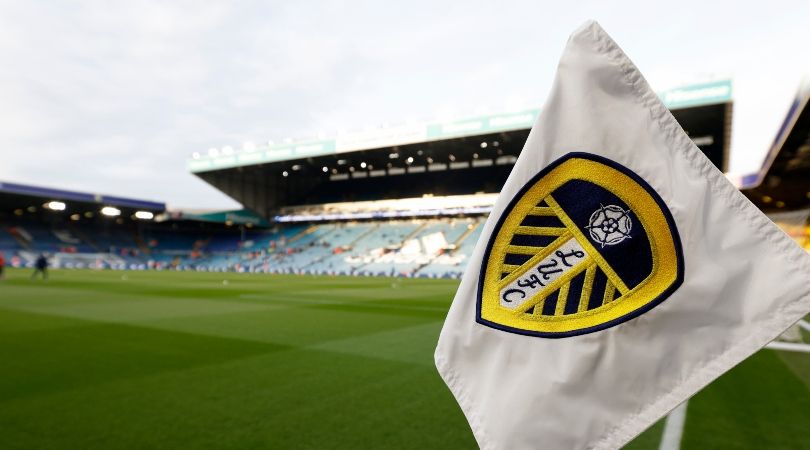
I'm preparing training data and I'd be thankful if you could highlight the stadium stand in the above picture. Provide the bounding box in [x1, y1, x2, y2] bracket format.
[1, 187, 807, 278]
[0, 197, 491, 277]
[0, 227, 21, 252]
[1, 79, 808, 278]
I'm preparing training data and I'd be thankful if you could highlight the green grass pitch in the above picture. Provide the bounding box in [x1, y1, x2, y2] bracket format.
[0, 268, 808, 449]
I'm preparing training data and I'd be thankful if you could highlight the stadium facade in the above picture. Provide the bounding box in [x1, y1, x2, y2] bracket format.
[1, 79, 808, 277]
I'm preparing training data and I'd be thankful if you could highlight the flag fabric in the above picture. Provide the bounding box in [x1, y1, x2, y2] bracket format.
[434, 20, 810, 450]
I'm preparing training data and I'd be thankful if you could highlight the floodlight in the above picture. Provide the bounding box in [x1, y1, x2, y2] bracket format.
[46, 201, 66, 211]
[101, 206, 121, 217]
[134, 211, 154, 220]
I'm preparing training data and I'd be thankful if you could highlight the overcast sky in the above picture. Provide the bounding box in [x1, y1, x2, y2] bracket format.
[0, 0, 808, 210]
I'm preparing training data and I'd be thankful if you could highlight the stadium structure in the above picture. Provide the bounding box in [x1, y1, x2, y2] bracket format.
[2, 79, 809, 277]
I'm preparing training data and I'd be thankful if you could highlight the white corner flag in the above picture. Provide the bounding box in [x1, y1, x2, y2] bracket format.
[435, 21, 810, 450]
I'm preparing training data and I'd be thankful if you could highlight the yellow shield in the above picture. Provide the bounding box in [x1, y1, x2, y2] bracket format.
[477, 153, 683, 338]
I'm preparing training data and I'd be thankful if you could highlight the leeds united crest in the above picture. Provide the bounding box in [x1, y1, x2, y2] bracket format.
[477, 152, 684, 338]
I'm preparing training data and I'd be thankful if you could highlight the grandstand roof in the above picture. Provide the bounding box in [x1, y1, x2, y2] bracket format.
[192, 80, 732, 219]
[0, 180, 165, 215]
[742, 78, 810, 211]
[188, 80, 732, 173]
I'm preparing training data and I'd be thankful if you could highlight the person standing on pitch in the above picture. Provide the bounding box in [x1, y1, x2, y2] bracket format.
[31, 253, 48, 280]
[0, 251, 5, 280]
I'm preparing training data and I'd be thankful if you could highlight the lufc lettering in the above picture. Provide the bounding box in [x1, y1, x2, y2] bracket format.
[502, 249, 586, 303]
[499, 238, 588, 309]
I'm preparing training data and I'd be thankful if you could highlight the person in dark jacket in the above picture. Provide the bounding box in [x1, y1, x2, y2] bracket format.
[31, 254, 48, 280]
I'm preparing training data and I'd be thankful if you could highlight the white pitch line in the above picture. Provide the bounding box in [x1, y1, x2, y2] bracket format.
[765, 341, 810, 353]
[659, 400, 688, 450]
[798, 320, 810, 333]
[656, 337, 808, 450]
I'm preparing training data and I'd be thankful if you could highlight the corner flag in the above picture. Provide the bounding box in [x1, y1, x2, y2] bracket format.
[435, 21, 810, 450]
